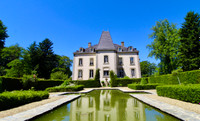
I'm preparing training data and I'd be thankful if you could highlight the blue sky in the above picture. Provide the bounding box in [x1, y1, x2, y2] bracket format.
[1, 0, 200, 66]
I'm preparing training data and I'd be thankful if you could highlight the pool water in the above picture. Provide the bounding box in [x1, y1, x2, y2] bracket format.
[33, 90, 179, 121]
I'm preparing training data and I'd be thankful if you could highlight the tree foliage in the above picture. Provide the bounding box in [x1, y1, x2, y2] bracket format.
[179, 11, 200, 71]
[0, 20, 9, 49]
[140, 61, 156, 77]
[147, 19, 180, 74]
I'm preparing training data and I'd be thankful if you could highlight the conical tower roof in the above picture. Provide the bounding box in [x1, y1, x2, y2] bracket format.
[96, 31, 115, 50]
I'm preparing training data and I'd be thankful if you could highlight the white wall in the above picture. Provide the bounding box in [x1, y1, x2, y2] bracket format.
[96, 51, 117, 82]
[72, 54, 96, 80]
[117, 53, 141, 78]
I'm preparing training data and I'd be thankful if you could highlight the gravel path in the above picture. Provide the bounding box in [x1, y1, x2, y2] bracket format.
[143, 94, 200, 114]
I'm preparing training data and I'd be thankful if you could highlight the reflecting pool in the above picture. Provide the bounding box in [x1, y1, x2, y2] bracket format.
[33, 90, 179, 121]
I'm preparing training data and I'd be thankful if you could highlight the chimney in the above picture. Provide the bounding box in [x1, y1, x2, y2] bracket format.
[121, 41, 124, 47]
[88, 42, 91, 48]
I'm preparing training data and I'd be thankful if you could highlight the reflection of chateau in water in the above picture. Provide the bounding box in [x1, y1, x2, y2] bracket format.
[69, 90, 146, 121]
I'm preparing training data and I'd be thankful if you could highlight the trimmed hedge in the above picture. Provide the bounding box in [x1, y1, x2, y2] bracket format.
[0, 77, 64, 91]
[0, 90, 49, 110]
[128, 84, 159, 90]
[71, 80, 101, 88]
[0, 77, 2, 93]
[156, 85, 200, 104]
[149, 70, 200, 85]
[116, 78, 141, 87]
[46, 85, 84, 92]
[1, 76, 23, 91]
[36, 80, 64, 90]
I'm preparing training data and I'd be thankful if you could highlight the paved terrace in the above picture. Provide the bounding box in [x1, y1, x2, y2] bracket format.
[0, 87, 200, 121]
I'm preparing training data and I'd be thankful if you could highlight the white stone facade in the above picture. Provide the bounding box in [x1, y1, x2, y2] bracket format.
[72, 31, 141, 82]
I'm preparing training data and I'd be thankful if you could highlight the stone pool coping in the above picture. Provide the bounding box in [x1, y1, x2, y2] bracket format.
[0, 95, 80, 121]
[130, 94, 200, 121]
[1, 87, 199, 121]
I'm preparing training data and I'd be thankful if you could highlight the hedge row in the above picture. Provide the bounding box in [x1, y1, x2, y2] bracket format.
[0, 90, 49, 110]
[128, 84, 159, 90]
[0, 77, 2, 93]
[46, 85, 84, 92]
[0, 76, 64, 91]
[36, 80, 64, 90]
[116, 78, 141, 86]
[156, 85, 200, 104]
[149, 70, 200, 84]
[70, 80, 101, 88]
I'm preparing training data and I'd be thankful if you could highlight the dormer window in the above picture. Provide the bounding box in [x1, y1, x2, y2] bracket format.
[80, 48, 83, 52]
[118, 47, 122, 52]
[90, 48, 94, 52]
[129, 47, 133, 51]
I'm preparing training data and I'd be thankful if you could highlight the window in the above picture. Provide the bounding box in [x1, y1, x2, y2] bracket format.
[118, 47, 122, 52]
[89, 70, 94, 78]
[90, 48, 94, 52]
[129, 47, 133, 51]
[90, 58, 94, 66]
[104, 70, 109, 77]
[130, 57, 134, 65]
[79, 58, 83, 66]
[131, 69, 135, 77]
[118, 68, 124, 78]
[104, 55, 109, 63]
[80, 48, 83, 52]
[118, 57, 123, 65]
[78, 70, 83, 78]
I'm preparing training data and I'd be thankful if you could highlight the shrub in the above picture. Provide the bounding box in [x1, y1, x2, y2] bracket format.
[116, 78, 141, 87]
[50, 71, 69, 80]
[110, 70, 117, 87]
[0, 90, 49, 110]
[94, 69, 101, 87]
[60, 80, 70, 86]
[128, 84, 159, 90]
[71, 80, 100, 88]
[140, 77, 148, 84]
[149, 70, 200, 84]
[156, 85, 200, 104]
[22, 75, 38, 90]
[46, 85, 84, 92]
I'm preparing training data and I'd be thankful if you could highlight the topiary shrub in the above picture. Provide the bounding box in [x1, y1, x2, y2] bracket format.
[94, 69, 101, 87]
[110, 70, 117, 87]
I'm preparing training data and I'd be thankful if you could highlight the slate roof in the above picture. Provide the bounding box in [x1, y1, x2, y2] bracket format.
[96, 31, 115, 50]
[74, 31, 139, 54]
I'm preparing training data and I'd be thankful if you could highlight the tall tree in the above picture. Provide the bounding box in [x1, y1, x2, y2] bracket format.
[0, 20, 9, 49]
[37, 38, 57, 78]
[52, 55, 72, 77]
[0, 44, 24, 68]
[179, 11, 200, 71]
[147, 19, 180, 74]
[140, 61, 157, 77]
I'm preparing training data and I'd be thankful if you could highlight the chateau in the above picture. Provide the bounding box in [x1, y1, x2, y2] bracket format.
[72, 31, 141, 82]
